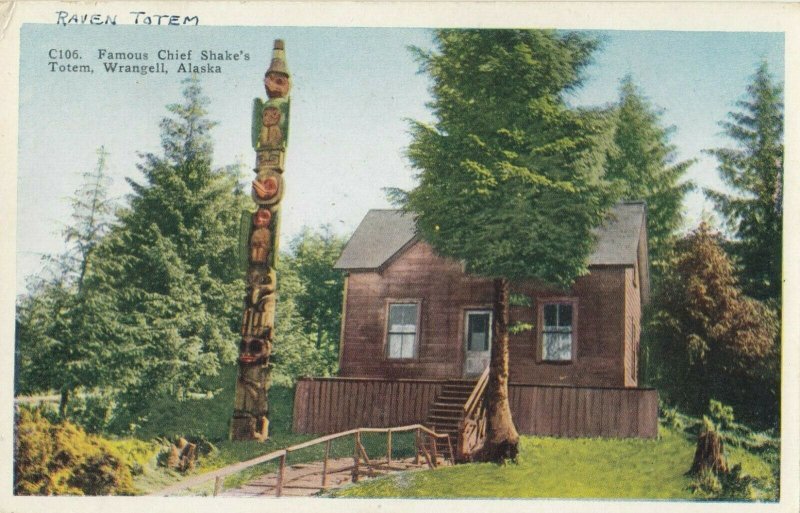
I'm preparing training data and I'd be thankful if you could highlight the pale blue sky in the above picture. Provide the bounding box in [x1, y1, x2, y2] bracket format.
[16, 25, 784, 291]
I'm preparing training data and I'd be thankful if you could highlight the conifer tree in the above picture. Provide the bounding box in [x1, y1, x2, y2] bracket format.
[705, 62, 783, 302]
[16, 147, 120, 417]
[400, 29, 618, 462]
[606, 76, 695, 277]
[101, 77, 247, 410]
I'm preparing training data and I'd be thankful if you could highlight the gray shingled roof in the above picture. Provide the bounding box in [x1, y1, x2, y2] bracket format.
[334, 210, 419, 270]
[334, 203, 646, 270]
[588, 202, 646, 266]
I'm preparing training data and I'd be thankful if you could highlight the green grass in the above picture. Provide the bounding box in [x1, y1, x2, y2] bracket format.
[332, 427, 777, 500]
[34, 366, 776, 500]
[125, 366, 420, 495]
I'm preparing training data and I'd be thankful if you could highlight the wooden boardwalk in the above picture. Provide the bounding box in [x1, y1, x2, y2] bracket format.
[221, 456, 444, 497]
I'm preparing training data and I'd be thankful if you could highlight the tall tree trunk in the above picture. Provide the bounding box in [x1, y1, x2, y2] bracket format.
[478, 277, 519, 463]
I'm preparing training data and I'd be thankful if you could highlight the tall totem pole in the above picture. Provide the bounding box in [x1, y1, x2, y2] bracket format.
[231, 40, 291, 441]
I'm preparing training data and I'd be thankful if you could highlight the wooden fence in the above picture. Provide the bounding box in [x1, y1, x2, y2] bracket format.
[293, 378, 658, 439]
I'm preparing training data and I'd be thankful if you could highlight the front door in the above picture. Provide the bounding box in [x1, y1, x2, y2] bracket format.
[463, 310, 492, 377]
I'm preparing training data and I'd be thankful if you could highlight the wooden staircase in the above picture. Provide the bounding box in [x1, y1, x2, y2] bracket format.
[424, 366, 489, 462]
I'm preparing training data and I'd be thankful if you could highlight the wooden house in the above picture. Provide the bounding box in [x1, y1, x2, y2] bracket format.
[292, 202, 658, 444]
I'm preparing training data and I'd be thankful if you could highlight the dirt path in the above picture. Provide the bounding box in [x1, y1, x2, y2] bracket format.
[221, 456, 445, 497]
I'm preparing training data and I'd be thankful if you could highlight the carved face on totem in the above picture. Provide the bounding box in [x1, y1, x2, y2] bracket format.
[262, 106, 281, 127]
[253, 208, 272, 227]
[264, 71, 291, 99]
[247, 268, 273, 287]
[239, 335, 271, 365]
[253, 176, 279, 201]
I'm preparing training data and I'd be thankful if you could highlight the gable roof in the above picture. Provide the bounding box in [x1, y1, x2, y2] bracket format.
[333, 209, 419, 271]
[334, 202, 647, 271]
[588, 202, 647, 266]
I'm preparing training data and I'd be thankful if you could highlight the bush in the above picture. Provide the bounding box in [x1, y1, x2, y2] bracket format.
[708, 400, 735, 430]
[14, 406, 136, 495]
[66, 392, 118, 433]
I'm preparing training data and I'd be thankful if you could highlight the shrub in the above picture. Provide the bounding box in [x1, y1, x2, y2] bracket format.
[66, 392, 118, 433]
[14, 406, 136, 495]
[708, 400, 735, 430]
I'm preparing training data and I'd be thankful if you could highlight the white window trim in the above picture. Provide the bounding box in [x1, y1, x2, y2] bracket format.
[536, 298, 578, 363]
[384, 299, 422, 360]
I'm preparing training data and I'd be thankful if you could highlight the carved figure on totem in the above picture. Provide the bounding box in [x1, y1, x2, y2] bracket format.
[249, 208, 273, 264]
[265, 71, 290, 99]
[253, 207, 272, 227]
[259, 106, 283, 149]
[239, 334, 272, 366]
[250, 226, 271, 264]
[252, 175, 280, 201]
[256, 149, 284, 171]
[264, 40, 291, 99]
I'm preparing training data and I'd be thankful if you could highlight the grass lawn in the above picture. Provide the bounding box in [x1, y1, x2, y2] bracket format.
[124, 367, 418, 495]
[331, 427, 777, 500]
[23, 365, 775, 500]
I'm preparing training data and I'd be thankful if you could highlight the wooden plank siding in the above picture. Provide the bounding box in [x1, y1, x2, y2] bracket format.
[293, 378, 658, 439]
[339, 241, 638, 388]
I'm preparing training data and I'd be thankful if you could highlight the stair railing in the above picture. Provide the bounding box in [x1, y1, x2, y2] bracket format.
[457, 365, 490, 461]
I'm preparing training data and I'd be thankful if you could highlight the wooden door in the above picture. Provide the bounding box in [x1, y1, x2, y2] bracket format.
[463, 310, 492, 377]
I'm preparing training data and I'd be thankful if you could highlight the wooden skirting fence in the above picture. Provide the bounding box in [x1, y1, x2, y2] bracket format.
[293, 378, 658, 439]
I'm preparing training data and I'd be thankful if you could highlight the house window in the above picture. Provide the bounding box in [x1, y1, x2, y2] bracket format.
[387, 303, 418, 359]
[540, 302, 575, 362]
[466, 311, 492, 351]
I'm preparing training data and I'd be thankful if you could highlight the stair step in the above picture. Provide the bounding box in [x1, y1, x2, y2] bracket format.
[438, 393, 471, 400]
[432, 402, 463, 409]
[429, 418, 460, 424]
[442, 387, 475, 394]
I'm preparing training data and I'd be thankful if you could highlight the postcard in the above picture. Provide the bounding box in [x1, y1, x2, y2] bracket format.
[1, 2, 798, 512]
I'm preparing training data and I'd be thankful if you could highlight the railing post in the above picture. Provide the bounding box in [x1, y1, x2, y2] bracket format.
[446, 435, 455, 464]
[386, 429, 392, 465]
[431, 433, 438, 467]
[414, 428, 421, 465]
[321, 439, 331, 490]
[276, 452, 286, 497]
[352, 431, 361, 483]
[213, 476, 223, 497]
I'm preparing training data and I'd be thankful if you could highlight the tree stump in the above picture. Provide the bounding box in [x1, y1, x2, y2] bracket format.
[690, 427, 728, 475]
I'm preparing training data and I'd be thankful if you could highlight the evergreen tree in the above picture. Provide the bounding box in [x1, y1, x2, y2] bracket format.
[606, 76, 695, 276]
[400, 29, 618, 462]
[649, 222, 779, 427]
[705, 62, 783, 302]
[101, 77, 247, 411]
[15, 147, 120, 417]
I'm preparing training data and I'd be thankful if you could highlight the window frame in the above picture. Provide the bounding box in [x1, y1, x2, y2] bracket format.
[384, 299, 422, 360]
[536, 297, 578, 364]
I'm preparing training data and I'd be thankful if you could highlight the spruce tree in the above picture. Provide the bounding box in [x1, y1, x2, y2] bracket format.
[606, 76, 695, 277]
[400, 29, 618, 462]
[102, 77, 246, 411]
[705, 62, 783, 302]
[16, 147, 120, 417]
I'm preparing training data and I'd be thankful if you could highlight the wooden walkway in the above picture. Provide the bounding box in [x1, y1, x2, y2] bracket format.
[148, 424, 454, 497]
[221, 456, 444, 497]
